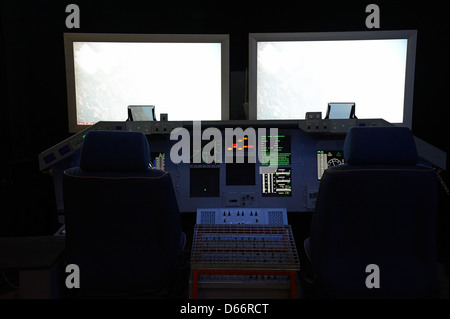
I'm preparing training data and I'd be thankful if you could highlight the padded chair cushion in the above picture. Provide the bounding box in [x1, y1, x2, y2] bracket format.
[63, 129, 183, 294]
[344, 126, 418, 165]
[80, 130, 150, 172]
[309, 166, 438, 298]
[305, 126, 438, 298]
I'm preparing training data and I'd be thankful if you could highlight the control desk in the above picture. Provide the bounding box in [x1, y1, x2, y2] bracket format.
[39, 118, 408, 213]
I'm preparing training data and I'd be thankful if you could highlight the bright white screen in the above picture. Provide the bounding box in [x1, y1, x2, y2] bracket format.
[257, 39, 408, 122]
[73, 42, 222, 124]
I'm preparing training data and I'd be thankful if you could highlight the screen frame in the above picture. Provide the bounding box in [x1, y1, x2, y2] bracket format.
[64, 33, 230, 133]
[248, 30, 417, 128]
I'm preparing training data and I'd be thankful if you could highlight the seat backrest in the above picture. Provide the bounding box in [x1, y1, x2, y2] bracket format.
[309, 126, 438, 298]
[63, 130, 182, 293]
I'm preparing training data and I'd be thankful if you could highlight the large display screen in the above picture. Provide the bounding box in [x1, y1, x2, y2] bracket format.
[249, 30, 417, 128]
[64, 33, 230, 132]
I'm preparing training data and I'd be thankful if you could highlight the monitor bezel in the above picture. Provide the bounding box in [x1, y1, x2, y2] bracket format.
[248, 30, 417, 128]
[64, 33, 230, 133]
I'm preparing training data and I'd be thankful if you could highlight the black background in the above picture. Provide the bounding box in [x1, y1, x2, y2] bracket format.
[0, 0, 448, 260]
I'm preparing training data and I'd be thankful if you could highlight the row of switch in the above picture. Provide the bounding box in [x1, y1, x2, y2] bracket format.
[223, 219, 259, 224]
[197, 208, 287, 225]
[223, 211, 258, 217]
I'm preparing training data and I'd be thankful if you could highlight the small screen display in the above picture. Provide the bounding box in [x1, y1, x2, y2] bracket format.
[226, 161, 256, 186]
[261, 167, 292, 196]
[260, 134, 291, 166]
[190, 168, 220, 197]
[326, 103, 355, 119]
[317, 150, 345, 179]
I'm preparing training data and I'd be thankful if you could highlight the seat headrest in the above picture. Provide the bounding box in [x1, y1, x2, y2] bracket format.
[80, 130, 150, 172]
[344, 126, 418, 165]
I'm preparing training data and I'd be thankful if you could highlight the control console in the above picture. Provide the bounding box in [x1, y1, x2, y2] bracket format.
[196, 208, 288, 225]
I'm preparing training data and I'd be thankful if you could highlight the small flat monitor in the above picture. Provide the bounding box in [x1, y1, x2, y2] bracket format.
[261, 167, 292, 197]
[260, 134, 291, 166]
[317, 150, 345, 179]
[127, 105, 156, 121]
[249, 30, 417, 128]
[64, 33, 230, 132]
[325, 102, 356, 119]
[226, 161, 256, 186]
[190, 168, 220, 197]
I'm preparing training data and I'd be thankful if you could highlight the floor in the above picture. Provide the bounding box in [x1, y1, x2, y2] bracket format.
[1, 262, 448, 299]
[1, 215, 448, 299]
